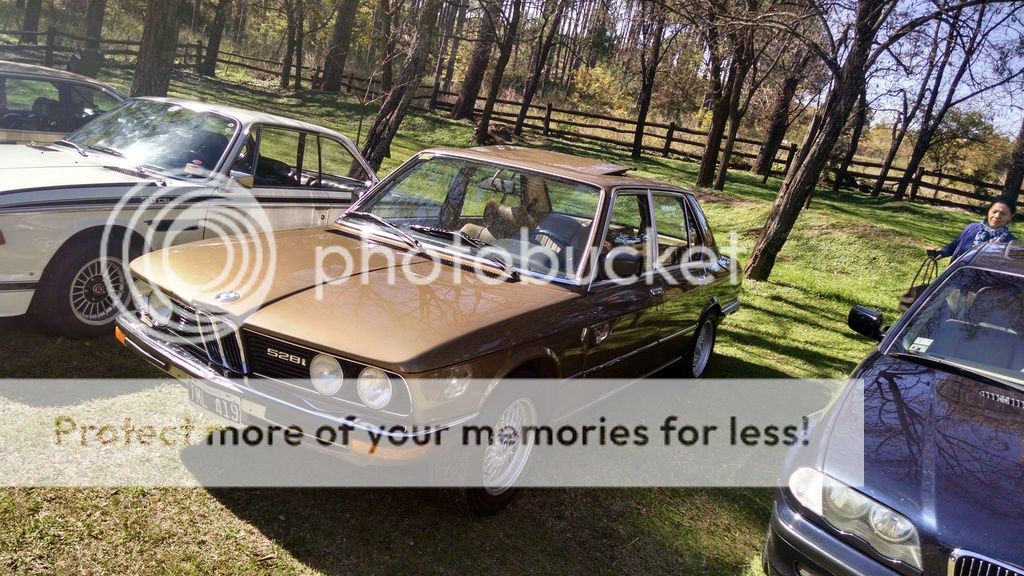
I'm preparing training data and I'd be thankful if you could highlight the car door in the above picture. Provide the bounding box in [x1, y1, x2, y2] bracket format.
[217, 125, 319, 234]
[582, 189, 665, 380]
[311, 135, 375, 225]
[0, 75, 65, 144]
[650, 191, 708, 356]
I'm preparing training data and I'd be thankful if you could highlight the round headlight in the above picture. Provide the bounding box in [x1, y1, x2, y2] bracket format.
[868, 506, 915, 543]
[824, 480, 871, 519]
[310, 354, 344, 395]
[132, 279, 153, 311]
[357, 367, 393, 409]
[147, 288, 173, 326]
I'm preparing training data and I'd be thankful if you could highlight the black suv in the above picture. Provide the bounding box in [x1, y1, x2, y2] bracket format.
[765, 241, 1024, 576]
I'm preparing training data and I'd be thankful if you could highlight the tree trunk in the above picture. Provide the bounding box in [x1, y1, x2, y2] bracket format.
[20, 0, 42, 44]
[713, 35, 754, 190]
[322, 0, 360, 92]
[280, 0, 296, 89]
[831, 88, 868, 194]
[514, 0, 565, 135]
[1002, 117, 1024, 208]
[475, 0, 524, 144]
[631, 7, 665, 160]
[84, 0, 108, 51]
[361, 0, 444, 171]
[294, 0, 304, 89]
[199, 0, 231, 76]
[452, 6, 496, 121]
[696, 50, 735, 188]
[442, 0, 468, 93]
[429, 0, 458, 108]
[745, 0, 888, 281]
[751, 75, 798, 176]
[131, 0, 181, 97]
[378, 0, 395, 92]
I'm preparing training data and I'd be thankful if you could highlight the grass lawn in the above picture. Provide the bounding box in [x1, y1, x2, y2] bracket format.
[0, 69, 987, 575]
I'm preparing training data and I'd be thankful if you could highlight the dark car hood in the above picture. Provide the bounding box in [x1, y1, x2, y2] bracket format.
[826, 353, 1024, 565]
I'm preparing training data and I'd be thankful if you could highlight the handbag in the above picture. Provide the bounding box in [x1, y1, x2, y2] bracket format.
[898, 255, 939, 311]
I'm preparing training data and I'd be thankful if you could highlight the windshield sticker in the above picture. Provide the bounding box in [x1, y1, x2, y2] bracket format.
[908, 337, 933, 353]
[184, 162, 204, 176]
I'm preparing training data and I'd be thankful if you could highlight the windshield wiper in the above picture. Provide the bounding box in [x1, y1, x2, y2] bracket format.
[407, 224, 519, 281]
[342, 211, 423, 253]
[890, 351, 1023, 392]
[88, 144, 125, 158]
[53, 139, 87, 156]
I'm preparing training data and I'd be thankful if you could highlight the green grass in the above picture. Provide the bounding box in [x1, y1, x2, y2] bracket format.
[0, 68, 992, 574]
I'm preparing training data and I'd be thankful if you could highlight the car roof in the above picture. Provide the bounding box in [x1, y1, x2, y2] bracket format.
[421, 145, 691, 192]
[140, 96, 355, 143]
[960, 241, 1024, 275]
[0, 60, 127, 97]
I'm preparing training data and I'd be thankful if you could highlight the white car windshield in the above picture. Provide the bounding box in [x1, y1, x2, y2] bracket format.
[67, 99, 237, 179]
[349, 155, 601, 281]
[893, 267, 1024, 385]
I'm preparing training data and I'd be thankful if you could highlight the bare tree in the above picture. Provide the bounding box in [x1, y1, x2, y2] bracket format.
[475, 0, 525, 143]
[1003, 116, 1024, 208]
[132, 0, 181, 97]
[322, 0, 361, 91]
[361, 0, 445, 171]
[631, 0, 667, 160]
[200, 0, 233, 76]
[514, 0, 566, 135]
[453, 5, 497, 121]
[442, 0, 469, 93]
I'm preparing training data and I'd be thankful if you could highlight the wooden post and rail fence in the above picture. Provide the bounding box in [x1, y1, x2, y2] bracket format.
[0, 27, 1018, 213]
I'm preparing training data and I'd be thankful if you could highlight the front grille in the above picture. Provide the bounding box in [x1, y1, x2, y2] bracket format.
[161, 299, 247, 374]
[243, 330, 412, 415]
[952, 554, 1023, 576]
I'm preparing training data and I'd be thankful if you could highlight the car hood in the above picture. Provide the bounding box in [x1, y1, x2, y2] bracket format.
[826, 353, 1024, 564]
[0, 144, 153, 193]
[131, 227, 578, 371]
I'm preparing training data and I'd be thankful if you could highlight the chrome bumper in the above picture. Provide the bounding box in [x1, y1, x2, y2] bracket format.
[115, 314, 475, 463]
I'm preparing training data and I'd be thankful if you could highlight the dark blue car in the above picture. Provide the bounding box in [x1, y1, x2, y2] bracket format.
[764, 241, 1024, 576]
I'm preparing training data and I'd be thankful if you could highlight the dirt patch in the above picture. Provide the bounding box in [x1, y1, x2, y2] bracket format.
[690, 189, 747, 205]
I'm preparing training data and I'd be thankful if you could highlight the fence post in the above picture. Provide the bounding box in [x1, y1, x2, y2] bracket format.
[662, 122, 676, 158]
[44, 27, 56, 67]
[195, 42, 204, 74]
[782, 143, 798, 177]
[910, 167, 924, 202]
[346, 72, 353, 94]
[543, 103, 552, 137]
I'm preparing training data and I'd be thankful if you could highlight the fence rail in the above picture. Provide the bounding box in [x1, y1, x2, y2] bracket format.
[1, 26, 1018, 212]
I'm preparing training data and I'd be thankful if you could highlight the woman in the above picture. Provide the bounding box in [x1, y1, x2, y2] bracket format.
[929, 198, 1017, 261]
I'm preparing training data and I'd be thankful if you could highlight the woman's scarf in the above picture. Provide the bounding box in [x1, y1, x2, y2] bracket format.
[974, 221, 1013, 245]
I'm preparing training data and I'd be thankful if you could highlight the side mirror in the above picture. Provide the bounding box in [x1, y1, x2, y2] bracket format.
[229, 170, 254, 189]
[848, 305, 884, 341]
[597, 250, 643, 281]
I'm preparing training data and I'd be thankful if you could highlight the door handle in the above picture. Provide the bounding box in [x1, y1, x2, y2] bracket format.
[650, 286, 664, 297]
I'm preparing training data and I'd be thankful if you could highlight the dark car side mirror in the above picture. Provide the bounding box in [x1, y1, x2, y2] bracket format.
[848, 306, 884, 341]
[597, 250, 644, 281]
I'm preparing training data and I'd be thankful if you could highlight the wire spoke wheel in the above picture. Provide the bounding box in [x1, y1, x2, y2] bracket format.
[481, 397, 537, 496]
[692, 319, 714, 376]
[68, 257, 126, 326]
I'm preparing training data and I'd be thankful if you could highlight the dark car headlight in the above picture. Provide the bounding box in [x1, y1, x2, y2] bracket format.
[789, 467, 922, 570]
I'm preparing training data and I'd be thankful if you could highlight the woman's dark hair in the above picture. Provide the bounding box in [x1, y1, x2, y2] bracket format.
[990, 197, 1015, 212]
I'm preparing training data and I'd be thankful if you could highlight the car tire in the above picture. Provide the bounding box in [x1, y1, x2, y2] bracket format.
[676, 312, 718, 378]
[34, 240, 132, 338]
[448, 369, 538, 516]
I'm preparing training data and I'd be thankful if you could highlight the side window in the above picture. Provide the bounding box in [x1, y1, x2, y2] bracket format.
[320, 137, 367, 188]
[0, 77, 64, 131]
[685, 196, 716, 248]
[253, 127, 302, 188]
[604, 193, 650, 268]
[66, 85, 120, 131]
[652, 194, 689, 267]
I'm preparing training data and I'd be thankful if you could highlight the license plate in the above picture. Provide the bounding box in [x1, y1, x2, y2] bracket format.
[186, 379, 241, 424]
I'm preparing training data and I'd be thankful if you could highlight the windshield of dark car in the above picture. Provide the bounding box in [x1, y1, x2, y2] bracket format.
[350, 155, 601, 281]
[67, 99, 237, 179]
[892, 267, 1024, 384]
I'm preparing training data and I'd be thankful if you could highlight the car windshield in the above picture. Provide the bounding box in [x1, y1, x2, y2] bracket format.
[349, 155, 601, 281]
[892, 267, 1024, 385]
[66, 99, 237, 179]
